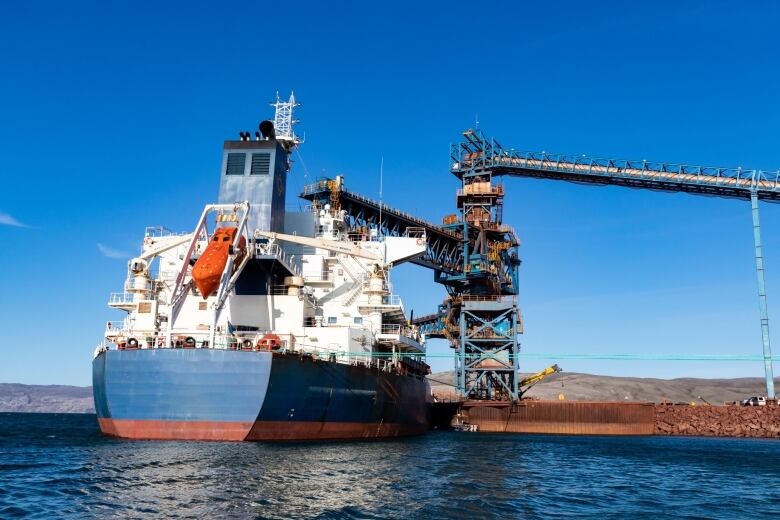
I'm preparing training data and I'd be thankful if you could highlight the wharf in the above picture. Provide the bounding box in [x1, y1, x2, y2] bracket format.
[432, 400, 780, 438]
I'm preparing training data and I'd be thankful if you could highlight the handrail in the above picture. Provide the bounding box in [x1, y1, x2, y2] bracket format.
[383, 294, 402, 306]
[108, 292, 136, 304]
[254, 242, 302, 276]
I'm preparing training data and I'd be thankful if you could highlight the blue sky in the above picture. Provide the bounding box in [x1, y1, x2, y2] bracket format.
[1, 1, 779, 385]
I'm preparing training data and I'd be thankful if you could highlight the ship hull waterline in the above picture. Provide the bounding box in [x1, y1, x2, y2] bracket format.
[92, 349, 432, 441]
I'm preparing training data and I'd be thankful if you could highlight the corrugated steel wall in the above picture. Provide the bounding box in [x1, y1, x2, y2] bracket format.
[464, 401, 655, 435]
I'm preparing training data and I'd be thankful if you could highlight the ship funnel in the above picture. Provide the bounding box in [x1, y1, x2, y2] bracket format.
[259, 120, 275, 140]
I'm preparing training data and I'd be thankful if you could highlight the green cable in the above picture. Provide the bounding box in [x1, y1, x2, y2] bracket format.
[290, 351, 780, 362]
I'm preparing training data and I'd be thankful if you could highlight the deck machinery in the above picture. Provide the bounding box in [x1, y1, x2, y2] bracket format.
[303, 128, 780, 402]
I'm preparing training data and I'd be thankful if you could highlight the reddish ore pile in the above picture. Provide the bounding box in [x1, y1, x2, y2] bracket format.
[654, 403, 780, 438]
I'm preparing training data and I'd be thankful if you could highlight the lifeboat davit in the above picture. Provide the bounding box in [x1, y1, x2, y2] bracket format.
[192, 227, 245, 298]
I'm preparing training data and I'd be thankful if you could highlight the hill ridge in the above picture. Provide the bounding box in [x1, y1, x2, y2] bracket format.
[2, 373, 778, 413]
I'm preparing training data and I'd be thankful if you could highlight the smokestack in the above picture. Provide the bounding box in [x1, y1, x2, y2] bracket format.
[259, 120, 275, 140]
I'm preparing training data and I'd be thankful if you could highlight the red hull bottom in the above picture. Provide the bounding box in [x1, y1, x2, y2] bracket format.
[98, 418, 427, 441]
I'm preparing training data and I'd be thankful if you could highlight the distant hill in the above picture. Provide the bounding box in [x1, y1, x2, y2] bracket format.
[2, 373, 778, 414]
[0, 384, 94, 413]
[428, 372, 780, 405]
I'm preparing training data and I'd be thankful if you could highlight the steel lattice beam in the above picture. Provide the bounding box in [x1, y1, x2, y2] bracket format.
[451, 129, 780, 202]
[301, 182, 465, 275]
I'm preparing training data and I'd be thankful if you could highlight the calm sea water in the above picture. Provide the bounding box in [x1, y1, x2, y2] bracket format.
[1, 413, 779, 519]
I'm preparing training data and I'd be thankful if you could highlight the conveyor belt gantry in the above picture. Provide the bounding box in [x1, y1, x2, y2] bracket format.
[451, 129, 777, 399]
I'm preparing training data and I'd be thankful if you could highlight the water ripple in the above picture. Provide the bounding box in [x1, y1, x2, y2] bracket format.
[0, 413, 779, 518]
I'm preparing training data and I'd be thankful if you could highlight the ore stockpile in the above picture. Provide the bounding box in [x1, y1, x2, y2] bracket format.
[655, 403, 780, 438]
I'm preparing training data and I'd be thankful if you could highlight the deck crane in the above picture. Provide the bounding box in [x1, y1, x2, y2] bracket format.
[518, 364, 562, 396]
[256, 231, 381, 261]
[301, 128, 779, 402]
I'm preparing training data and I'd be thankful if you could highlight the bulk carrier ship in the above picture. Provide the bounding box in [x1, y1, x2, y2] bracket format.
[92, 94, 432, 441]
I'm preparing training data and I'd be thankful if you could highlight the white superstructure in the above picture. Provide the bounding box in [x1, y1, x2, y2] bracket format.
[100, 93, 428, 373]
[103, 201, 428, 369]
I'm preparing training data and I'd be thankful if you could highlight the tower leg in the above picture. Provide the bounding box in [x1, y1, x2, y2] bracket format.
[512, 309, 520, 399]
[751, 191, 775, 399]
[459, 312, 466, 399]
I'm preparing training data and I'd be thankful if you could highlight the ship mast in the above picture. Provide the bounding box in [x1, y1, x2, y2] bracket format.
[271, 91, 302, 151]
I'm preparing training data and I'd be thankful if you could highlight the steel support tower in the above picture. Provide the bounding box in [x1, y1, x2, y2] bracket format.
[445, 163, 522, 400]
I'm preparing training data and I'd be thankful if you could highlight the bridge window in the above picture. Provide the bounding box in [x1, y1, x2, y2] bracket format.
[250, 153, 271, 175]
[225, 153, 246, 176]
[327, 316, 337, 324]
[353, 317, 363, 324]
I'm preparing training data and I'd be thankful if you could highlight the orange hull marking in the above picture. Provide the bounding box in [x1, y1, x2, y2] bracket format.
[98, 418, 428, 441]
[98, 418, 254, 441]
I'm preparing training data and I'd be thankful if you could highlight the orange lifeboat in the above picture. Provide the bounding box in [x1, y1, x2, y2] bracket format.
[192, 227, 245, 298]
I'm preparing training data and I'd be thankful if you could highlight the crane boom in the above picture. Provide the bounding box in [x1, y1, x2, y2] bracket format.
[255, 231, 381, 261]
[139, 233, 194, 261]
[518, 364, 562, 394]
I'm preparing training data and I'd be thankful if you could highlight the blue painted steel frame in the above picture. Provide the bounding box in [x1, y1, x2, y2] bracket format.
[452, 128, 777, 399]
[457, 302, 521, 400]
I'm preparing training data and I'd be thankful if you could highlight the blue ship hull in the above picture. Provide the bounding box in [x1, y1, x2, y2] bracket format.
[92, 349, 432, 441]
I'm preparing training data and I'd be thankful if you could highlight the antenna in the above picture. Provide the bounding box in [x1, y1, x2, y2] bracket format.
[379, 156, 384, 237]
[270, 91, 302, 150]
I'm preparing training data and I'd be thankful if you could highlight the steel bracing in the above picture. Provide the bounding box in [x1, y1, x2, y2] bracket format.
[457, 299, 521, 400]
